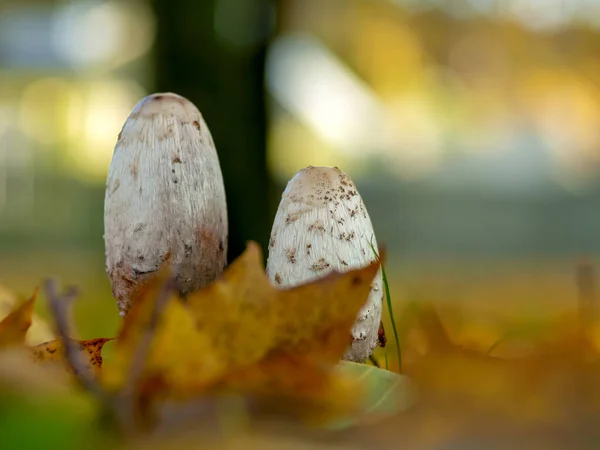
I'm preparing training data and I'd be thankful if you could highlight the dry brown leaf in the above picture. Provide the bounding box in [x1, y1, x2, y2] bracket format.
[30, 338, 113, 375]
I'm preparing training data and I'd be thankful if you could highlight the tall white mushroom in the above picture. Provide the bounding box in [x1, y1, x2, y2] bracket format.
[266, 166, 383, 362]
[104, 93, 228, 316]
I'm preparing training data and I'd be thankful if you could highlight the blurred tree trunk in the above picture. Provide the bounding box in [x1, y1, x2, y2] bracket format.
[150, 0, 275, 262]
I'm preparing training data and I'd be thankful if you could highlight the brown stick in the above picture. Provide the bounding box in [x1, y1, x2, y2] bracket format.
[44, 279, 107, 398]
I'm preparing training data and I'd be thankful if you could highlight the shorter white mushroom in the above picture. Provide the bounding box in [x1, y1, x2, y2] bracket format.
[104, 93, 228, 316]
[266, 166, 383, 362]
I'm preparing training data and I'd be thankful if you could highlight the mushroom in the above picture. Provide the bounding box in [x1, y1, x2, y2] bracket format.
[104, 92, 228, 317]
[266, 166, 383, 362]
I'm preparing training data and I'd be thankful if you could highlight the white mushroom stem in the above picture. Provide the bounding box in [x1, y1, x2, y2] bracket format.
[266, 166, 383, 362]
[104, 92, 228, 317]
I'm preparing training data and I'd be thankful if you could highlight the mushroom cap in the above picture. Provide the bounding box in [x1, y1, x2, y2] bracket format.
[104, 92, 228, 316]
[266, 166, 383, 362]
[282, 165, 346, 207]
[129, 92, 203, 121]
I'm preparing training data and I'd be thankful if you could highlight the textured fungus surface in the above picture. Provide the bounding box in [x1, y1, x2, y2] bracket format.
[266, 166, 383, 362]
[104, 93, 228, 316]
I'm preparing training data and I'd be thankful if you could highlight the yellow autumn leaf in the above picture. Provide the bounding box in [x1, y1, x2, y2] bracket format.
[101, 241, 381, 423]
[0, 284, 55, 345]
[400, 303, 600, 427]
[0, 288, 38, 348]
[184, 241, 382, 381]
[0, 285, 114, 381]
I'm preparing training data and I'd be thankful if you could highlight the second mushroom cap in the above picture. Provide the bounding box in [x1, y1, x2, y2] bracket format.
[266, 166, 383, 362]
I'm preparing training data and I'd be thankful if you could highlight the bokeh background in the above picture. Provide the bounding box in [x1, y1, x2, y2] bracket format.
[0, 0, 599, 351]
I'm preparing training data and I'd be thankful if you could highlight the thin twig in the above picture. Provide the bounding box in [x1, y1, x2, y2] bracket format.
[46, 276, 176, 437]
[44, 279, 107, 398]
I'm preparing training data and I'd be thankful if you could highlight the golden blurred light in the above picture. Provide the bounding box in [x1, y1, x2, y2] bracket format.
[519, 69, 600, 188]
[267, 114, 351, 181]
[106, 1, 156, 70]
[448, 33, 509, 87]
[267, 33, 449, 181]
[383, 93, 444, 179]
[268, 0, 600, 189]
[353, 13, 424, 97]
[64, 80, 145, 181]
[266, 34, 386, 156]
[18, 78, 73, 146]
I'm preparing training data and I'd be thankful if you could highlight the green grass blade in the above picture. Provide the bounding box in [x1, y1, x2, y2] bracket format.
[485, 337, 505, 356]
[385, 347, 389, 371]
[369, 236, 402, 373]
